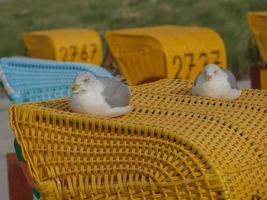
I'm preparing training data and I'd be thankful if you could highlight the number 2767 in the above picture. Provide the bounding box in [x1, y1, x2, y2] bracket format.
[59, 44, 97, 61]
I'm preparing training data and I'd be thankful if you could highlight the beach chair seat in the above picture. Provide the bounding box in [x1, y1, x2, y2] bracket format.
[9, 79, 267, 199]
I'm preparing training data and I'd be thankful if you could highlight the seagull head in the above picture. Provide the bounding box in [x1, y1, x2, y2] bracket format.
[71, 72, 97, 93]
[203, 64, 223, 81]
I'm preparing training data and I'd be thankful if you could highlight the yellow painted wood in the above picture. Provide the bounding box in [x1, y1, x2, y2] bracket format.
[9, 79, 267, 199]
[247, 12, 267, 62]
[260, 68, 267, 90]
[24, 28, 103, 65]
[105, 25, 226, 85]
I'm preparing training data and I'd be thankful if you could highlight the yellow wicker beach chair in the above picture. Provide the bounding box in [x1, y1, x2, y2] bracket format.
[247, 12, 267, 62]
[24, 28, 103, 65]
[105, 25, 226, 85]
[9, 79, 267, 199]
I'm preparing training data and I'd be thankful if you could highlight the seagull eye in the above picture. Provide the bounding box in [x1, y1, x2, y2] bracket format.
[214, 70, 218, 74]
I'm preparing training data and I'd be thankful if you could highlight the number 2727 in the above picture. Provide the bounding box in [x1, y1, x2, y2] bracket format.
[173, 50, 221, 79]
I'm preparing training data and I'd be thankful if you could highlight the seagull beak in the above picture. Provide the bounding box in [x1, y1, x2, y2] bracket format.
[71, 83, 80, 91]
[205, 75, 212, 81]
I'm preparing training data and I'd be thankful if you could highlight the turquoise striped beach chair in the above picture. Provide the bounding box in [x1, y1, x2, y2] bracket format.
[0, 57, 112, 103]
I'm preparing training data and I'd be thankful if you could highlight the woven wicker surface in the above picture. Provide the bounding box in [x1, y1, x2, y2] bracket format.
[10, 79, 267, 199]
[0, 57, 112, 103]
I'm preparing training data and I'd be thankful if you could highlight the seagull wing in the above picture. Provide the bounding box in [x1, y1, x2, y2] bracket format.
[99, 77, 131, 108]
[223, 69, 238, 89]
[193, 72, 204, 86]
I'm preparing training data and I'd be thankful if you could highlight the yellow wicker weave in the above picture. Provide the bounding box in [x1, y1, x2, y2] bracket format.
[10, 79, 267, 199]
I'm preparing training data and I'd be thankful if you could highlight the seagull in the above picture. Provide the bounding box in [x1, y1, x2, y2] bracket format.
[70, 72, 132, 117]
[192, 64, 241, 100]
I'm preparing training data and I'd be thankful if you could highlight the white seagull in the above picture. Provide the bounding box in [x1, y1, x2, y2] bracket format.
[70, 72, 132, 117]
[192, 64, 241, 100]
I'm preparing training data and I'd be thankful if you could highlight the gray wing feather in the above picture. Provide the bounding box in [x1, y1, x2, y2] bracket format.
[99, 77, 131, 108]
[223, 69, 238, 89]
[193, 72, 204, 86]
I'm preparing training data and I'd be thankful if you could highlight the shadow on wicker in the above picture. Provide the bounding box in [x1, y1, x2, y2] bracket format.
[9, 79, 267, 199]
